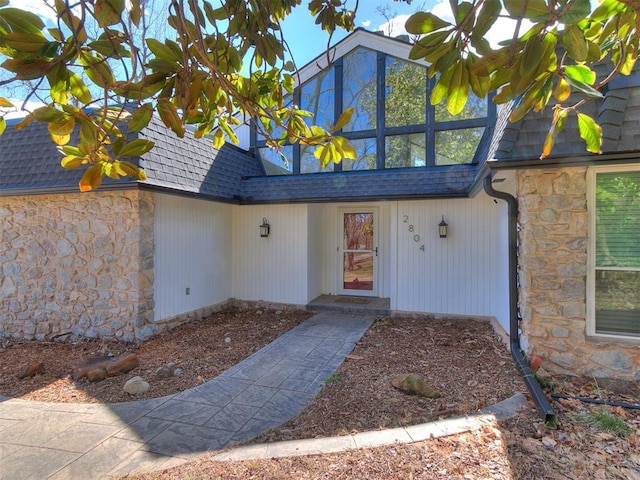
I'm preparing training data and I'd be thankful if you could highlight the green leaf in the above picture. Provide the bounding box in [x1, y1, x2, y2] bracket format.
[541, 108, 568, 159]
[0, 117, 5, 136]
[559, 0, 591, 24]
[146, 38, 181, 62]
[0, 7, 45, 34]
[47, 116, 75, 136]
[157, 99, 185, 137]
[405, 12, 451, 34]
[472, 0, 501, 40]
[79, 164, 103, 192]
[504, 0, 549, 20]
[520, 36, 542, 78]
[564, 65, 596, 85]
[332, 107, 354, 132]
[114, 160, 146, 180]
[213, 128, 225, 149]
[564, 75, 603, 98]
[69, 72, 92, 104]
[118, 139, 155, 158]
[562, 24, 588, 62]
[94, 0, 125, 27]
[447, 60, 469, 115]
[128, 103, 153, 132]
[32, 106, 66, 122]
[577, 113, 602, 154]
[313, 142, 340, 168]
[553, 77, 571, 102]
[3, 32, 48, 52]
[60, 155, 86, 169]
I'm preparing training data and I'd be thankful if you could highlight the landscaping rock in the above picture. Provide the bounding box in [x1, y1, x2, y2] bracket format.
[124, 376, 149, 395]
[390, 374, 441, 399]
[72, 352, 139, 381]
[17, 362, 45, 379]
[86, 368, 107, 382]
[155, 362, 176, 379]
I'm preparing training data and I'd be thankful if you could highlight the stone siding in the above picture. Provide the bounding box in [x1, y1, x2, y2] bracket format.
[517, 167, 640, 380]
[0, 190, 155, 342]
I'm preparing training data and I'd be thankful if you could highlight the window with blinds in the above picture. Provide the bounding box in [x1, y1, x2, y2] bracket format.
[594, 170, 640, 336]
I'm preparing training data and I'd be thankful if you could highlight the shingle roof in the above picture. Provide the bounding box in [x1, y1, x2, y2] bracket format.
[492, 64, 640, 162]
[240, 165, 478, 203]
[0, 115, 262, 199]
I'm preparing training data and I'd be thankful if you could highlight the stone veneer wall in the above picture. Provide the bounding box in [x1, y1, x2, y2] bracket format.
[517, 167, 640, 379]
[0, 189, 155, 342]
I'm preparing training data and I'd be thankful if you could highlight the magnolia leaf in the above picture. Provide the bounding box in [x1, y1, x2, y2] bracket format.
[577, 113, 602, 154]
[213, 127, 225, 149]
[0, 7, 45, 34]
[473, 0, 501, 39]
[0, 117, 5, 136]
[504, 0, 548, 19]
[146, 38, 181, 62]
[332, 107, 354, 132]
[520, 36, 542, 78]
[559, 0, 591, 24]
[447, 60, 469, 115]
[60, 155, 86, 169]
[564, 65, 596, 84]
[69, 72, 92, 104]
[47, 116, 75, 136]
[32, 106, 66, 122]
[114, 160, 146, 180]
[313, 143, 339, 167]
[79, 164, 103, 192]
[118, 139, 155, 158]
[0, 97, 13, 108]
[405, 12, 451, 34]
[129, 0, 141, 26]
[79, 53, 115, 88]
[94, 0, 125, 27]
[333, 136, 356, 160]
[128, 103, 153, 132]
[553, 77, 571, 102]
[562, 25, 588, 62]
[157, 99, 185, 137]
[219, 119, 239, 144]
[541, 108, 568, 159]
[3, 32, 48, 52]
[564, 75, 603, 98]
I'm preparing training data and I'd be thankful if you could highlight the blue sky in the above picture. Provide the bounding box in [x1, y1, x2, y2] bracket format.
[279, 1, 437, 66]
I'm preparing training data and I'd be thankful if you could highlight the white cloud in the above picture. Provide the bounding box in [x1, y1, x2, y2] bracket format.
[361, 19, 371, 28]
[8, 0, 57, 24]
[377, 14, 411, 37]
[1, 99, 46, 119]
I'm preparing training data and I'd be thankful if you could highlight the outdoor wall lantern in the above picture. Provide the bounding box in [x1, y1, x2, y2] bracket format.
[260, 218, 270, 238]
[438, 215, 448, 238]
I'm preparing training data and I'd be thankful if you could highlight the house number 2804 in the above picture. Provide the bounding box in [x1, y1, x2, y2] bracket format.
[402, 215, 425, 251]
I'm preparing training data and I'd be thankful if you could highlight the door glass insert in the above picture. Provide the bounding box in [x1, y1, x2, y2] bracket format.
[343, 212, 374, 291]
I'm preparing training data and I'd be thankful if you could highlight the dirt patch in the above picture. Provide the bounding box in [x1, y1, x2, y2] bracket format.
[0, 308, 311, 403]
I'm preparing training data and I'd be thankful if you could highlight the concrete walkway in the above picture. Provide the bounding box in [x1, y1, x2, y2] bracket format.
[0, 312, 376, 479]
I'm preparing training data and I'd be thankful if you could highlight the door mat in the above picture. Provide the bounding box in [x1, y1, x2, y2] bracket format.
[334, 297, 372, 304]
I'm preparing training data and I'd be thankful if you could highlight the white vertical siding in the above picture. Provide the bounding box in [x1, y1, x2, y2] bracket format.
[153, 194, 232, 321]
[232, 204, 308, 304]
[395, 194, 507, 320]
[307, 205, 324, 302]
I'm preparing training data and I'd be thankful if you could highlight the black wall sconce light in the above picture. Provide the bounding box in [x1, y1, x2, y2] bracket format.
[260, 218, 270, 237]
[438, 215, 448, 238]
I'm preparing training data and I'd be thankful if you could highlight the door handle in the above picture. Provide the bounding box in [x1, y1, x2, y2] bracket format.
[374, 247, 378, 256]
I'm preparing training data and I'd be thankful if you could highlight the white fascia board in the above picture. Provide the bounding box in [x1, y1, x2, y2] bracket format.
[295, 29, 427, 86]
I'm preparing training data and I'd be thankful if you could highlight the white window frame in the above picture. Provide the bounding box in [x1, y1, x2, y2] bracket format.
[586, 165, 640, 340]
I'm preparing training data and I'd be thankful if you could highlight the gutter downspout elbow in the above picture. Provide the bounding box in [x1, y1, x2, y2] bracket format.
[483, 175, 557, 428]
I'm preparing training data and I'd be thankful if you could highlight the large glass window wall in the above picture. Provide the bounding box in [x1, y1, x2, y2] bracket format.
[255, 46, 494, 175]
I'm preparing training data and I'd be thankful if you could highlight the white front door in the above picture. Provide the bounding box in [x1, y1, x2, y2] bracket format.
[339, 209, 378, 296]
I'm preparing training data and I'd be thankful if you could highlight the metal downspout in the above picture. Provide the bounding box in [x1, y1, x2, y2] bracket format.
[483, 175, 557, 428]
